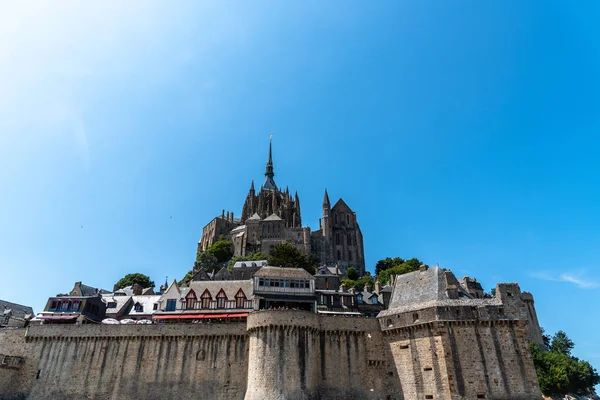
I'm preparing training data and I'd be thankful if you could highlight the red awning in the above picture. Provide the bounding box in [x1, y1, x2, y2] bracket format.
[154, 313, 248, 320]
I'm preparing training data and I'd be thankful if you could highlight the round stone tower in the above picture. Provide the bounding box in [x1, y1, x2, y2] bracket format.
[245, 311, 321, 400]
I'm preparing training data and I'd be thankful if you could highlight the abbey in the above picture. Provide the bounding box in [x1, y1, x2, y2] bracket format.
[198, 139, 366, 275]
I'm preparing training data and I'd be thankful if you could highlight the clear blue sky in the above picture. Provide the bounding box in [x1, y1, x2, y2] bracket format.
[1, 1, 599, 370]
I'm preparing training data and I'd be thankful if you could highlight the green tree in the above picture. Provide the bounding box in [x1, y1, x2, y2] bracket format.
[530, 330, 600, 397]
[208, 239, 233, 263]
[267, 242, 317, 274]
[115, 273, 155, 289]
[550, 331, 574, 356]
[347, 267, 359, 281]
[377, 259, 422, 285]
[341, 275, 374, 291]
[194, 250, 219, 273]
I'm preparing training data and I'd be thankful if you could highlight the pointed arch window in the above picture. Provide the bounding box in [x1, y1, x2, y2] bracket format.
[337, 250, 341, 260]
[235, 289, 247, 308]
[200, 289, 212, 309]
[185, 289, 197, 309]
[216, 289, 228, 309]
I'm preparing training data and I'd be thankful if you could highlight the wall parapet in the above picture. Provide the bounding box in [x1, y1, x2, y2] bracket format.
[247, 310, 380, 333]
[25, 322, 247, 339]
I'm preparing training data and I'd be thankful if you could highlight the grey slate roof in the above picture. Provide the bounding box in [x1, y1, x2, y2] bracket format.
[101, 294, 132, 316]
[233, 260, 267, 269]
[247, 213, 261, 221]
[263, 213, 283, 221]
[128, 295, 161, 317]
[0, 299, 34, 319]
[254, 266, 314, 279]
[379, 266, 500, 317]
[213, 267, 233, 281]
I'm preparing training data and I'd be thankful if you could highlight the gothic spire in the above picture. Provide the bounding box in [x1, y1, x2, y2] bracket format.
[323, 189, 330, 209]
[263, 135, 277, 190]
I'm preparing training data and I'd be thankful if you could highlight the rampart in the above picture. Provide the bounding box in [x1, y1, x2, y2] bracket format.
[0, 308, 541, 400]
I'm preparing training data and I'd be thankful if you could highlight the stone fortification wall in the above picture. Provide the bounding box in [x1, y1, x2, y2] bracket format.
[384, 320, 542, 400]
[245, 311, 398, 400]
[1, 323, 249, 400]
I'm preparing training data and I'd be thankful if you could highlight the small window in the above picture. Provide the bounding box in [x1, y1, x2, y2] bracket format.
[400, 344, 409, 349]
[413, 313, 419, 322]
[337, 250, 341, 260]
[166, 299, 177, 311]
[477, 395, 486, 399]
[425, 396, 433, 400]
[153, 304, 158, 310]
[346, 214, 350, 224]
[259, 278, 264, 286]
[107, 302, 117, 309]
[423, 367, 433, 371]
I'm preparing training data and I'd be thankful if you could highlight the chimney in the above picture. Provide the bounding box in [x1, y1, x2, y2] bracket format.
[222, 209, 225, 219]
[419, 264, 428, 272]
[226, 211, 230, 221]
[375, 280, 382, 295]
[132, 282, 143, 295]
[230, 211, 234, 223]
[113, 283, 119, 292]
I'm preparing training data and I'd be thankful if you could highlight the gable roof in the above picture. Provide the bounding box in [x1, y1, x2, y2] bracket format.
[213, 267, 234, 281]
[331, 198, 353, 213]
[264, 213, 283, 222]
[191, 268, 212, 282]
[247, 213, 261, 221]
[181, 280, 254, 301]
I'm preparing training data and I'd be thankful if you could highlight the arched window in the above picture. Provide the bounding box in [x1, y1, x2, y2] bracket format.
[346, 214, 350, 224]
[235, 289, 247, 308]
[348, 251, 352, 261]
[216, 289, 228, 309]
[201, 289, 212, 309]
[337, 250, 341, 260]
[347, 233, 352, 245]
[185, 290, 197, 309]
[336, 233, 340, 245]
[334, 213, 338, 224]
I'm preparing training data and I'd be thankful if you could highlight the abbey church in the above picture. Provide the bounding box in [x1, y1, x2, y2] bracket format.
[198, 140, 366, 275]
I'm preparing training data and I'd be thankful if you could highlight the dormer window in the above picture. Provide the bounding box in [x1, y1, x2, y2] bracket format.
[235, 289, 247, 308]
[201, 289, 212, 309]
[185, 290, 197, 309]
[107, 302, 117, 309]
[357, 295, 363, 305]
[216, 289, 228, 309]
[134, 303, 143, 312]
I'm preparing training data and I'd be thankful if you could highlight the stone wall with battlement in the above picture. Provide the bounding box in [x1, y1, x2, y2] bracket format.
[0, 309, 541, 400]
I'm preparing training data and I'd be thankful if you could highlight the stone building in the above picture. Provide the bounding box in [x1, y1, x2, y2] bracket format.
[198, 139, 365, 276]
[378, 265, 543, 399]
